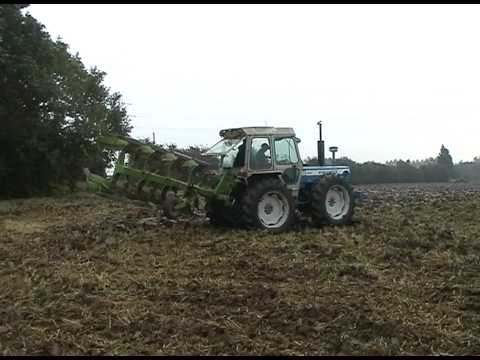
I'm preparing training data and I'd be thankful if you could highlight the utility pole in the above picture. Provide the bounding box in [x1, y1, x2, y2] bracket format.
[152, 131, 156, 145]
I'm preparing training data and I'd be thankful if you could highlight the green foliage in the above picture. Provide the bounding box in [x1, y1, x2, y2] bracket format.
[454, 158, 480, 183]
[0, 5, 131, 198]
[437, 145, 454, 168]
[436, 144, 454, 181]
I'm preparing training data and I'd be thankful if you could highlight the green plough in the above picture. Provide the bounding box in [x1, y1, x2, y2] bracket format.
[85, 135, 236, 218]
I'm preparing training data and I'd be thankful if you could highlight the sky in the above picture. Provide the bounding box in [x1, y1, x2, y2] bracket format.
[27, 4, 480, 163]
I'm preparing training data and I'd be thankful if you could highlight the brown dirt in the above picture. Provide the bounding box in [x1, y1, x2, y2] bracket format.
[1, 183, 480, 355]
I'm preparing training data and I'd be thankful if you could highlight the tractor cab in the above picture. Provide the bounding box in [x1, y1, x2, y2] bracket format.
[204, 127, 304, 195]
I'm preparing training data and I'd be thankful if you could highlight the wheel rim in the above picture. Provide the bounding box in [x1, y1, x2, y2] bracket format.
[325, 185, 350, 220]
[257, 191, 290, 228]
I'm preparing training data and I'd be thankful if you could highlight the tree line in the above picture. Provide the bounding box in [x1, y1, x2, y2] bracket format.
[306, 145, 480, 184]
[157, 142, 479, 185]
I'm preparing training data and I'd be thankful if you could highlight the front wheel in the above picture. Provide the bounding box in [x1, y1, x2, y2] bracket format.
[241, 177, 295, 232]
[311, 175, 354, 226]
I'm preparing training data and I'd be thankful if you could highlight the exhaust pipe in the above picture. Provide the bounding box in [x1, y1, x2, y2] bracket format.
[317, 121, 325, 166]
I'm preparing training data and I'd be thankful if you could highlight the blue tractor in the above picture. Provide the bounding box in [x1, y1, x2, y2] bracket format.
[203, 122, 356, 232]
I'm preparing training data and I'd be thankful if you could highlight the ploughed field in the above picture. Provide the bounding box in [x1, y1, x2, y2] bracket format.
[0, 182, 480, 355]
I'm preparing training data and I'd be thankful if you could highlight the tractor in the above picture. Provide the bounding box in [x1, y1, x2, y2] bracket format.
[85, 122, 355, 232]
[202, 122, 354, 232]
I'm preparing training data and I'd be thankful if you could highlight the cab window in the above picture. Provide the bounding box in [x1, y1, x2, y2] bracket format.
[274, 137, 299, 165]
[250, 137, 272, 170]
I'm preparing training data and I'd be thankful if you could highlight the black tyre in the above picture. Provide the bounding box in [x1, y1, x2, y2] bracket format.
[311, 175, 354, 226]
[241, 177, 295, 232]
[206, 199, 235, 227]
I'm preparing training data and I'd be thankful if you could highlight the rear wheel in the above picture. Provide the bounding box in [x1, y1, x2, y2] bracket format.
[241, 177, 295, 232]
[206, 200, 235, 227]
[311, 175, 354, 226]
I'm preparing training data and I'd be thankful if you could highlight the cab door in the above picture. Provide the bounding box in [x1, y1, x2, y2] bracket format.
[272, 137, 303, 195]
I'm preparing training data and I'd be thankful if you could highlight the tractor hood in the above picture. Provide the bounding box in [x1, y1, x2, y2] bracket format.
[301, 165, 352, 184]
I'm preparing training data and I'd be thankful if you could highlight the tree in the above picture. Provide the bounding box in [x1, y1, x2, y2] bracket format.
[436, 144, 454, 181]
[0, 5, 131, 197]
[437, 145, 453, 168]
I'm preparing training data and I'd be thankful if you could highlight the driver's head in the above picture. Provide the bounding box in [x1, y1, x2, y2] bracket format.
[261, 143, 270, 152]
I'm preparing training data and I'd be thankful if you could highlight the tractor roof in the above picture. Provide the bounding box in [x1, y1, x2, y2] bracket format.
[219, 127, 296, 139]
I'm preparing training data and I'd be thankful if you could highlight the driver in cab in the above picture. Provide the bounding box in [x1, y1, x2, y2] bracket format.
[252, 142, 271, 170]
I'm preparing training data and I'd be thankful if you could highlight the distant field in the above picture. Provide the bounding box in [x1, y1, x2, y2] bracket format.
[0, 182, 479, 355]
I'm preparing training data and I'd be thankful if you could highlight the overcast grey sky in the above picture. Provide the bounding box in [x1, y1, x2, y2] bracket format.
[28, 4, 480, 163]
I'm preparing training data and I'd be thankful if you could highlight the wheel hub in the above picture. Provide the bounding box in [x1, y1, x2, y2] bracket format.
[257, 191, 290, 228]
[264, 203, 274, 215]
[325, 185, 350, 220]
